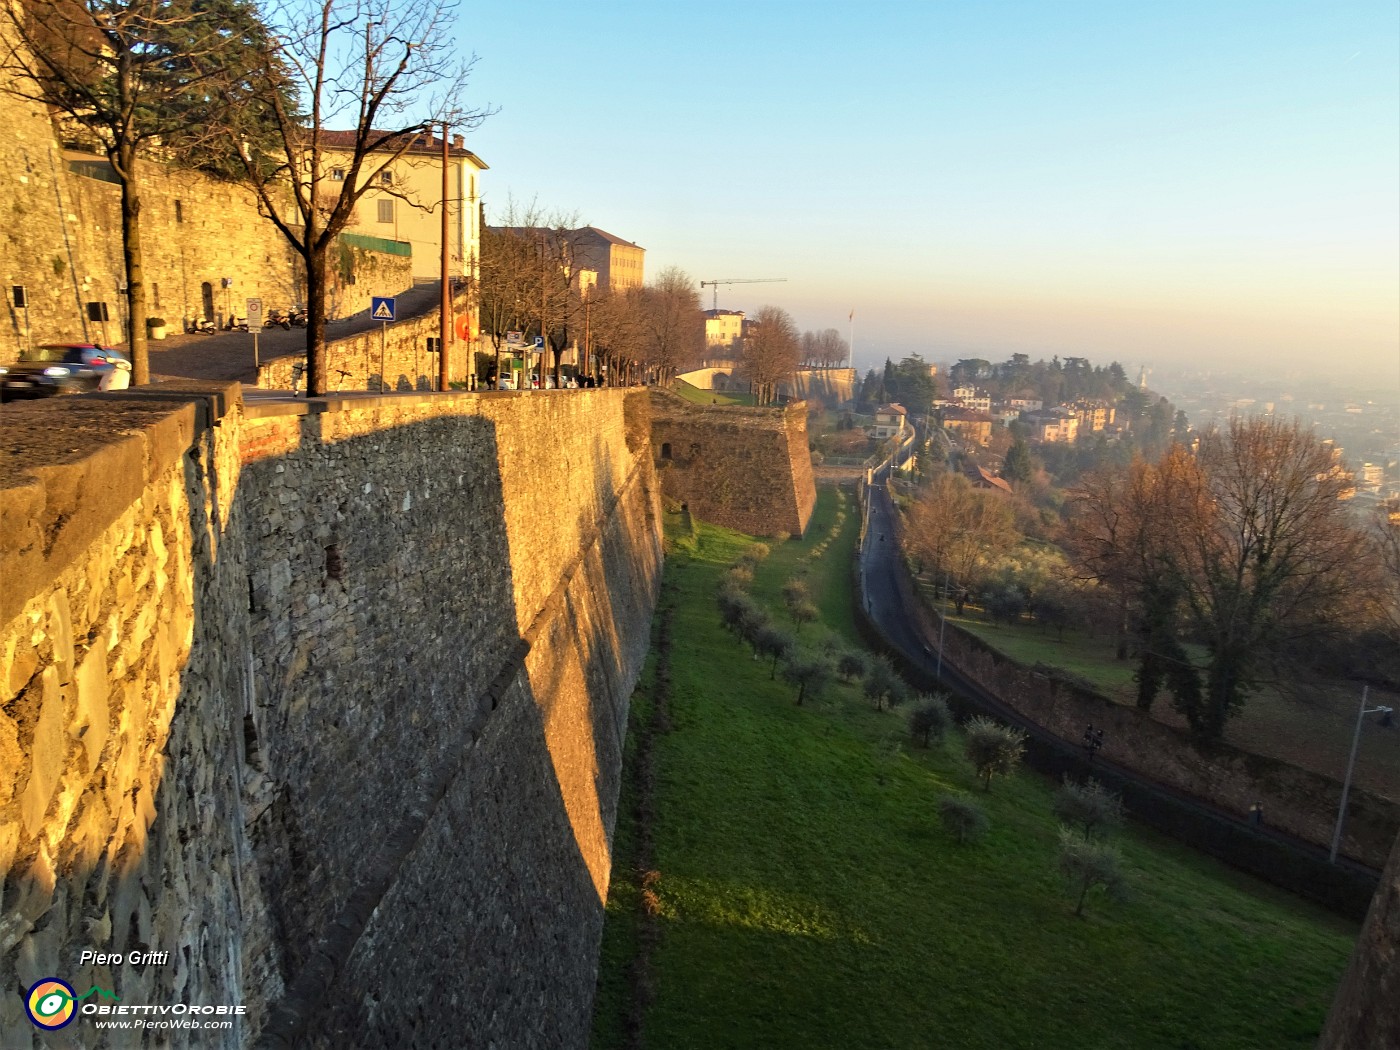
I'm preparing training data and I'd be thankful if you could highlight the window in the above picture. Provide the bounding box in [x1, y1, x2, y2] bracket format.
[330, 168, 346, 182]
[379, 170, 393, 185]
[377, 199, 394, 224]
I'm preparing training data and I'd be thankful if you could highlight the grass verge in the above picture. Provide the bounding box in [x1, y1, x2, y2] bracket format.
[591, 487, 1354, 1050]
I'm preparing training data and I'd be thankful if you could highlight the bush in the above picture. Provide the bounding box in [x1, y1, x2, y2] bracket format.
[909, 694, 952, 748]
[863, 654, 909, 711]
[724, 564, 754, 589]
[738, 542, 770, 568]
[837, 651, 868, 682]
[754, 626, 795, 678]
[1058, 827, 1127, 916]
[964, 716, 1027, 791]
[1053, 777, 1123, 841]
[783, 655, 834, 706]
[938, 795, 989, 845]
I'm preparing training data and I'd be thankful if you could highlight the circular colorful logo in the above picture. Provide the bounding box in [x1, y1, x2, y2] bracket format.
[25, 978, 77, 1030]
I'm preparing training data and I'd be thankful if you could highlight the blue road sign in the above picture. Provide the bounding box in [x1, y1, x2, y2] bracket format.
[371, 296, 397, 321]
[533, 335, 544, 349]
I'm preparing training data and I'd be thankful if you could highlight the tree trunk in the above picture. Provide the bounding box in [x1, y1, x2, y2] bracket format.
[116, 143, 149, 385]
[305, 247, 329, 396]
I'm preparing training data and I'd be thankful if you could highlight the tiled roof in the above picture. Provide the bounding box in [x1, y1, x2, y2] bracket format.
[318, 129, 487, 167]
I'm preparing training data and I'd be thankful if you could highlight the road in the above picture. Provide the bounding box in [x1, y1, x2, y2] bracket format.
[855, 450, 1380, 895]
[144, 281, 448, 383]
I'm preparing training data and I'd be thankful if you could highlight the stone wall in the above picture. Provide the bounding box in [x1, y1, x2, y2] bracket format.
[1, 384, 661, 1047]
[1319, 830, 1400, 1048]
[649, 390, 817, 538]
[0, 89, 411, 354]
[256, 286, 473, 393]
[882, 499, 1400, 870]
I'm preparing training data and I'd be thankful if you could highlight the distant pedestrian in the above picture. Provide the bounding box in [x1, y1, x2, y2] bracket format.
[1249, 802, 1264, 828]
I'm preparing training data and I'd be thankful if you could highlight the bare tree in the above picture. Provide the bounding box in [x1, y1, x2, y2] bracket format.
[478, 224, 537, 386]
[214, 0, 490, 396]
[905, 472, 1020, 597]
[0, 0, 266, 383]
[636, 267, 703, 384]
[1173, 418, 1373, 737]
[739, 305, 799, 405]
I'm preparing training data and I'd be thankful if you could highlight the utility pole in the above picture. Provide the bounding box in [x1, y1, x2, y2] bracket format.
[439, 123, 451, 392]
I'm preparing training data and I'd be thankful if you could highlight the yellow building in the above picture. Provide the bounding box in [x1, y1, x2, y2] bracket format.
[704, 309, 744, 350]
[322, 130, 487, 286]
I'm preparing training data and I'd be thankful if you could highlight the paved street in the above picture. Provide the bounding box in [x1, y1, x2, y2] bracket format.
[145, 281, 447, 383]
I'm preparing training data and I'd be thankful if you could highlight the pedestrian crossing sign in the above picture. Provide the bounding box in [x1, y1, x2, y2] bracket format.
[371, 296, 396, 321]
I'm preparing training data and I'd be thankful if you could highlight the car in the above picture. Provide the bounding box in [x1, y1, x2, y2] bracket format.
[0, 343, 132, 402]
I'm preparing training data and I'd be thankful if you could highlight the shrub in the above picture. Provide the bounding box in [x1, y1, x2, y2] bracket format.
[938, 795, 989, 845]
[782, 577, 810, 611]
[724, 564, 754, 590]
[790, 600, 819, 633]
[909, 694, 952, 747]
[783, 655, 834, 706]
[738, 603, 771, 651]
[863, 654, 909, 711]
[738, 542, 770, 568]
[1058, 827, 1127, 916]
[964, 716, 1027, 791]
[754, 626, 795, 678]
[1053, 777, 1123, 841]
[717, 586, 753, 633]
[837, 651, 868, 682]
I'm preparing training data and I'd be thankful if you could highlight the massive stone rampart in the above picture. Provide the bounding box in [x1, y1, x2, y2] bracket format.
[0, 385, 661, 1047]
[649, 390, 817, 538]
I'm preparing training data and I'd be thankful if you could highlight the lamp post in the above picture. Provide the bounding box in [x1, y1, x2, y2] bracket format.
[1329, 685, 1393, 863]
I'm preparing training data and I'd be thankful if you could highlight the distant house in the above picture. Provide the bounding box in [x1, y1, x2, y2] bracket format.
[1008, 397, 1043, 412]
[487, 224, 645, 293]
[964, 463, 1013, 495]
[1021, 409, 1079, 444]
[870, 403, 908, 440]
[703, 309, 744, 352]
[1071, 401, 1115, 433]
[942, 406, 993, 446]
[952, 386, 991, 413]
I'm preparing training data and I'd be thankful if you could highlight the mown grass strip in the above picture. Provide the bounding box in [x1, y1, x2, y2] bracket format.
[592, 487, 1354, 1050]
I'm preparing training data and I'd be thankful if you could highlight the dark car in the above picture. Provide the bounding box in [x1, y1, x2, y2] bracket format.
[0, 343, 132, 402]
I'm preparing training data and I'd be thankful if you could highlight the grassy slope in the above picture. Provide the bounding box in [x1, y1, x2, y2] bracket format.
[592, 488, 1355, 1050]
[939, 599, 1400, 800]
[672, 379, 755, 407]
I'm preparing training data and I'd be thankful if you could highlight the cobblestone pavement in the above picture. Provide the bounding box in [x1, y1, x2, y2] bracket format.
[145, 281, 447, 383]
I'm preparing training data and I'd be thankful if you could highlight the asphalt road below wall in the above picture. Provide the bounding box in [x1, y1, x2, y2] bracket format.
[144, 281, 448, 383]
[857, 473, 1380, 916]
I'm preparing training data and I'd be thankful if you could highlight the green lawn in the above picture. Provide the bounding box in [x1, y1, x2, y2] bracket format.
[591, 488, 1355, 1049]
[671, 378, 756, 406]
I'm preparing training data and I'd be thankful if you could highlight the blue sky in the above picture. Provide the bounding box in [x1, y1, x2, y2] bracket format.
[456, 1, 1398, 382]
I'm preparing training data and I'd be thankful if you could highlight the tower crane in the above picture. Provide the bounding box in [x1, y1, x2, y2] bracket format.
[699, 277, 787, 311]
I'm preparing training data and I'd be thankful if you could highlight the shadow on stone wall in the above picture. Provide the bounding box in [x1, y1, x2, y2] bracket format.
[1, 388, 660, 1048]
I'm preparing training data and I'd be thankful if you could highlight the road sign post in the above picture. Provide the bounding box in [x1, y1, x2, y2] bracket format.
[371, 297, 396, 392]
[246, 298, 263, 368]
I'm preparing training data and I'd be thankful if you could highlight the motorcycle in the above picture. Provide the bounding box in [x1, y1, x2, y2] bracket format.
[267, 308, 293, 331]
[186, 317, 216, 334]
[288, 307, 308, 328]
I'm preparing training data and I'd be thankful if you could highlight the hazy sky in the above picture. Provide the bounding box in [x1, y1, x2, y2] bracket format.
[457, 1, 1399, 382]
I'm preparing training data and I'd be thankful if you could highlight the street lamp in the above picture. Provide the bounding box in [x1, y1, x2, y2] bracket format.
[1082, 724, 1104, 762]
[1329, 685, 1393, 864]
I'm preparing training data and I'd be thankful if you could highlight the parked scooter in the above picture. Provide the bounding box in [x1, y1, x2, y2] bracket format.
[186, 317, 216, 334]
[288, 307, 308, 328]
[266, 308, 293, 331]
[224, 315, 249, 333]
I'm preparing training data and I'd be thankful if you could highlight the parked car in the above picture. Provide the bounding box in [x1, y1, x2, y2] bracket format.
[0, 343, 132, 402]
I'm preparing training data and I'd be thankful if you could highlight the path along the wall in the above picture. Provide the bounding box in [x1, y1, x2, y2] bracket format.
[0, 384, 661, 1048]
